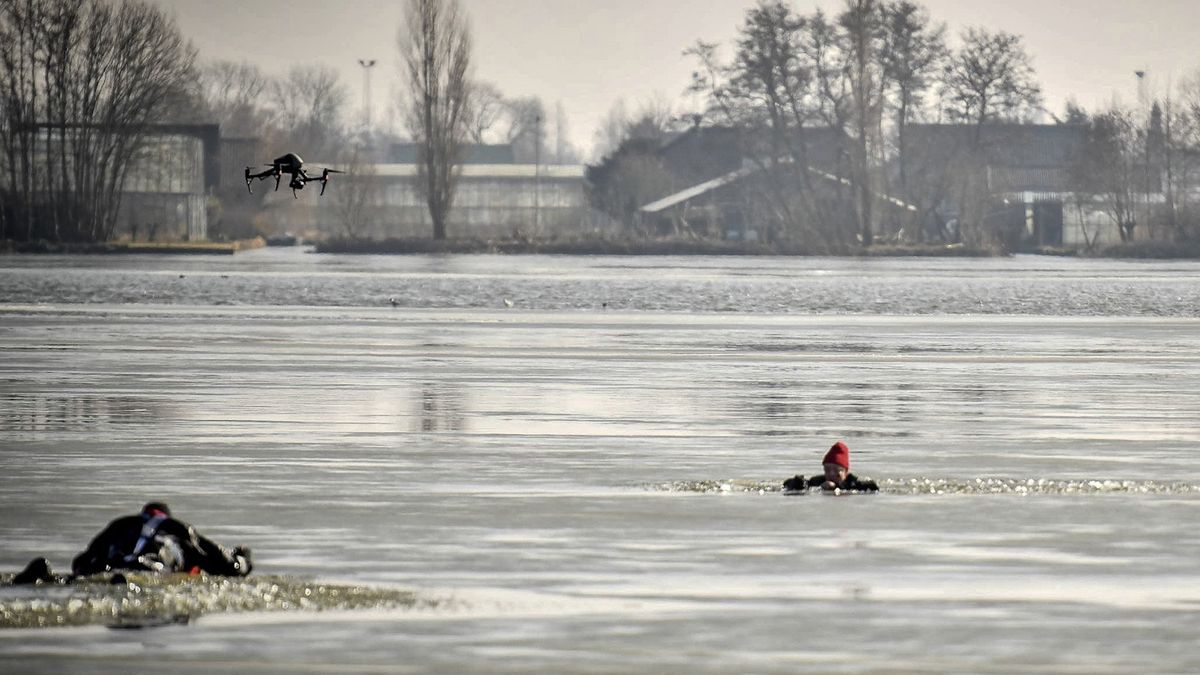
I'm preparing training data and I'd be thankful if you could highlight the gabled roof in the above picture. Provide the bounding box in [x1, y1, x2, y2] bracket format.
[640, 165, 757, 213]
[905, 123, 1087, 194]
[641, 159, 916, 214]
[906, 124, 1086, 168]
[658, 124, 850, 190]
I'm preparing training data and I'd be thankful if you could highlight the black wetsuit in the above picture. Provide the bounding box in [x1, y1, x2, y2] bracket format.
[783, 474, 880, 493]
[71, 513, 251, 577]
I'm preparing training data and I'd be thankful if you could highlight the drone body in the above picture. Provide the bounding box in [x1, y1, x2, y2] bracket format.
[245, 153, 343, 198]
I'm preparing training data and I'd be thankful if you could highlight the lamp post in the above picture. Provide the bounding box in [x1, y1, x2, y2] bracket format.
[358, 59, 377, 134]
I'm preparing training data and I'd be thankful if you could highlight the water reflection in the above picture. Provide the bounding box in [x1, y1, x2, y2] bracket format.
[0, 394, 166, 433]
[737, 379, 972, 435]
[654, 477, 1200, 495]
[414, 382, 467, 433]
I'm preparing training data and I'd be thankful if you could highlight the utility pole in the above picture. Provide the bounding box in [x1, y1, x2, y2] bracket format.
[358, 59, 377, 135]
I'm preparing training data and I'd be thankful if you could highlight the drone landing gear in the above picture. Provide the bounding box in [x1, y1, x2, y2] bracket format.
[243, 160, 341, 198]
[319, 168, 343, 196]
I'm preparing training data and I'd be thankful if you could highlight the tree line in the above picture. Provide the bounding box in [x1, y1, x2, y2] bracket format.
[592, 0, 1043, 251]
[1071, 91, 1200, 248]
[0, 0, 194, 242]
[5, 0, 1198, 249]
[0, 0, 575, 243]
[195, 0, 577, 242]
[590, 0, 1200, 253]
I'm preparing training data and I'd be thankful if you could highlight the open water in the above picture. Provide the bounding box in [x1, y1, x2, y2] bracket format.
[1, 249, 1198, 673]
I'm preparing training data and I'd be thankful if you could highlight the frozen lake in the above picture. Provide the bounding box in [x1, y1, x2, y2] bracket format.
[2, 249, 1199, 672]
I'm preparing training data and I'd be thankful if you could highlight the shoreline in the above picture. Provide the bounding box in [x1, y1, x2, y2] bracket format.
[314, 237, 1200, 259]
[1, 238, 266, 255]
[4, 236, 1199, 259]
[313, 237, 998, 257]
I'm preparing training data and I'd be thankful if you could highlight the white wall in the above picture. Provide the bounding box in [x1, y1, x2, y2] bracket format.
[1062, 202, 1121, 248]
[263, 168, 597, 240]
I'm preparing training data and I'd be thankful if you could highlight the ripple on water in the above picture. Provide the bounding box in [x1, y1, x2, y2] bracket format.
[651, 478, 1200, 496]
[0, 573, 431, 630]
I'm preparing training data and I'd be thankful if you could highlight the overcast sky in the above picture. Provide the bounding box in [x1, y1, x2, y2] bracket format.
[153, 0, 1199, 157]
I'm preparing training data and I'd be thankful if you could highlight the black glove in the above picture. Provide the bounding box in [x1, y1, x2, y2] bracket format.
[782, 475, 807, 491]
[232, 546, 253, 575]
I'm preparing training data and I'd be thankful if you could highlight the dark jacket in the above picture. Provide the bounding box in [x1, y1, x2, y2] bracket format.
[783, 474, 879, 493]
[71, 513, 251, 577]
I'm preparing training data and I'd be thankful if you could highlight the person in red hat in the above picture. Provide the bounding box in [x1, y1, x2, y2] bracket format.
[783, 441, 879, 493]
[11, 501, 252, 584]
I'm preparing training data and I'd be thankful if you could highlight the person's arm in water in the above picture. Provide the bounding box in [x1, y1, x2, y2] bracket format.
[840, 474, 879, 492]
[793, 473, 878, 493]
[782, 475, 810, 491]
[185, 526, 252, 576]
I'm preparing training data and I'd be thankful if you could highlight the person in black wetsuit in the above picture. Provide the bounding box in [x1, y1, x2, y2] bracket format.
[783, 441, 879, 493]
[12, 502, 252, 584]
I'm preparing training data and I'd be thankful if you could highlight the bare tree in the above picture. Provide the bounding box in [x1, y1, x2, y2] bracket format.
[0, 0, 196, 242]
[688, 2, 854, 250]
[939, 27, 1041, 247]
[592, 99, 630, 159]
[941, 28, 1042, 132]
[269, 64, 348, 158]
[331, 146, 380, 240]
[585, 137, 675, 234]
[464, 79, 503, 143]
[397, 0, 472, 240]
[1174, 71, 1200, 240]
[594, 95, 678, 157]
[199, 60, 272, 138]
[502, 95, 545, 163]
[839, 0, 887, 246]
[1074, 105, 1143, 242]
[1152, 90, 1200, 241]
[879, 1, 944, 200]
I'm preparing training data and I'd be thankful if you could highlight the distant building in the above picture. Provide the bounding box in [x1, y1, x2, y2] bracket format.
[260, 162, 599, 240]
[118, 124, 219, 242]
[3, 123, 218, 241]
[633, 123, 1150, 248]
[639, 125, 901, 240]
[905, 123, 1121, 247]
[219, 137, 263, 188]
[658, 126, 747, 187]
[389, 143, 517, 165]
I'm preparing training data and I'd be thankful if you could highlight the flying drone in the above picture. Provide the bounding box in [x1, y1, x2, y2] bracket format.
[245, 153, 343, 198]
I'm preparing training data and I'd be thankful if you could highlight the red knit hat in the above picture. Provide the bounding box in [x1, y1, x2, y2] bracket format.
[822, 441, 850, 469]
[142, 501, 171, 518]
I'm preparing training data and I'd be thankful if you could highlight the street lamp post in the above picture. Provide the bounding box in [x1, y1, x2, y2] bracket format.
[358, 59, 377, 135]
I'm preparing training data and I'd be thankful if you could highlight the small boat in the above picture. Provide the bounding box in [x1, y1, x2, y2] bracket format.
[266, 233, 299, 247]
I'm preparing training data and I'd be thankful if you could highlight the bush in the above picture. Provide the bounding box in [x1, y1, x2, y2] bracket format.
[1098, 240, 1200, 259]
[314, 236, 1010, 257]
